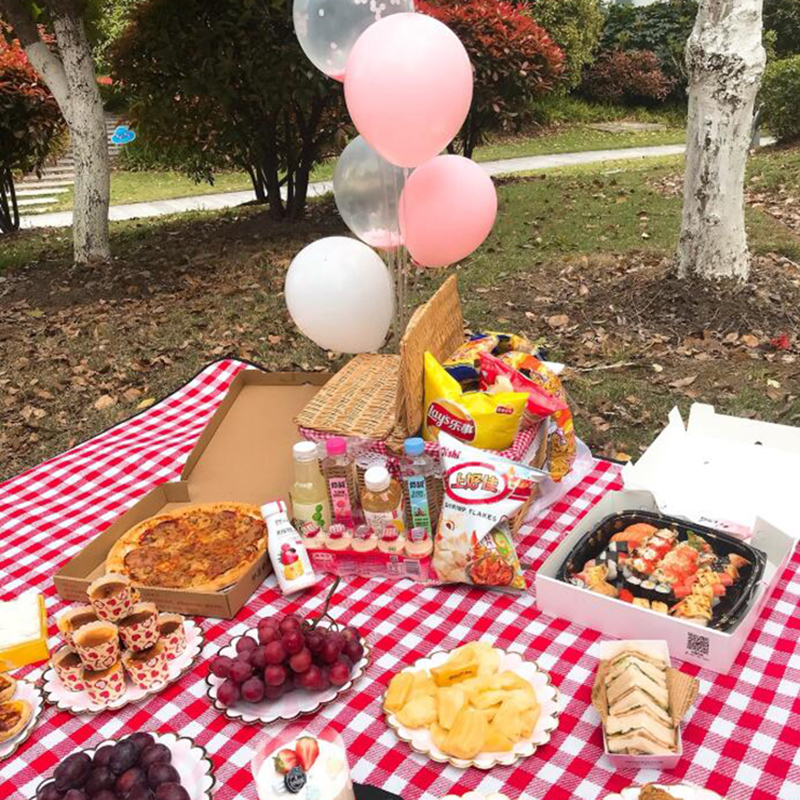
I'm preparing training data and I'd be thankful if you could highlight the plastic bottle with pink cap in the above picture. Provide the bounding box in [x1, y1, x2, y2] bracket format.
[322, 437, 361, 530]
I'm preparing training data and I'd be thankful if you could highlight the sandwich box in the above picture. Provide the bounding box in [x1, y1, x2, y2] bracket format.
[54, 370, 329, 619]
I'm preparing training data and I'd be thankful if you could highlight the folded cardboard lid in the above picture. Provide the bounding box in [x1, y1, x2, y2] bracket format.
[622, 404, 800, 540]
[180, 370, 328, 507]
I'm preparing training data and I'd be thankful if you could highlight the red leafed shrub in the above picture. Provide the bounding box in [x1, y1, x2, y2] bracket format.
[0, 26, 66, 233]
[581, 49, 676, 106]
[418, 0, 564, 158]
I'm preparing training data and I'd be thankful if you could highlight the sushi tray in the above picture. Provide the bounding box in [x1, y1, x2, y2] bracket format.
[558, 511, 766, 632]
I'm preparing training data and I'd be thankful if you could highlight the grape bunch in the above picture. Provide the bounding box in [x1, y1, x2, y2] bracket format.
[208, 613, 365, 708]
[37, 734, 190, 800]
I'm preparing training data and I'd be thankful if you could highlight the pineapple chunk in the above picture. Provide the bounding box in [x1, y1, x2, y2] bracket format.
[484, 722, 514, 753]
[495, 671, 532, 691]
[409, 671, 438, 698]
[506, 688, 537, 712]
[443, 708, 487, 760]
[384, 672, 414, 713]
[470, 690, 508, 710]
[492, 698, 526, 743]
[520, 707, 540, 739]
[430, 658, 479, 687]
[437, 686, 466, 730]
[430, 723, 449, 752]
[455, 642, 501, 677]
[396, 694, 437, 728]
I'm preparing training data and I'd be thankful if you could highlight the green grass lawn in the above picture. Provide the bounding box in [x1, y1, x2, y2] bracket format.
[22, 123, 686, 214]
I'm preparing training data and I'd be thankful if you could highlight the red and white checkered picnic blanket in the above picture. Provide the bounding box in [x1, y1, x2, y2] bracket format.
[1, 359, 798, 800]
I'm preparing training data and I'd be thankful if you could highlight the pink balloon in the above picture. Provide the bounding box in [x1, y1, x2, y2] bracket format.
[344, 13, 473, 168]
[399, 155, 498, 268]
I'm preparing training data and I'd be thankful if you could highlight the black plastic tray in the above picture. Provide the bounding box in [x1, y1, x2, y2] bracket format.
[557, 510, 767, 632]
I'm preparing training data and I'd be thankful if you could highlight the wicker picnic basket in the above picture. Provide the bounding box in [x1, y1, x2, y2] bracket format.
[296, 275, 549, 535]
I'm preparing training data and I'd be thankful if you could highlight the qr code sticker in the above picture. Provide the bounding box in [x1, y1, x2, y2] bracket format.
[686, 632, 710, 659]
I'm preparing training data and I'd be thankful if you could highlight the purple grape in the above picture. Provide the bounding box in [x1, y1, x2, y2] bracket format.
[110, 741, 138, 775]
[63, 791, 87, 800]
[127, 733, 156, 754]
[154, 783, 190, 800]
[54, 754, 91, 791]
[128, 788, 154, 800]
[138, 744, 171, 771]
[92, 791, 119, 800]
[85, 767, 116, 796]
[115, 766, 147, 797]
[37, 785, 62, 800]
[92, 746, 115, 769]
[146, 763, 180, 789]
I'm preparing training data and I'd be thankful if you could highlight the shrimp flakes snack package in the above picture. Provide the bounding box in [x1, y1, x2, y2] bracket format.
[432, 432, 548, 592]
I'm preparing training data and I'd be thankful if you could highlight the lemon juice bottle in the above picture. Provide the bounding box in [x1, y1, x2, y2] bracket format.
[290, 441, 331, 530]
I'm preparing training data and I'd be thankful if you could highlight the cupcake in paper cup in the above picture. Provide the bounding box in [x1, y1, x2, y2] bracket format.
[51, 646, 87, 692]
[56, 605, 99, 651]
[118, 602, 159, 652]
[122, 640, 169, 690]
[88, 573, 137, 622]
[73, 620, 120, 671]
[83, 661, 126, 705]
[157, 613, 187, 659]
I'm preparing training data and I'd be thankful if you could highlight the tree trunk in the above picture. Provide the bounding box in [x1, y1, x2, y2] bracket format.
[0, 166, 20, 234]
[676, 0, 766, 281]
[51, 7, 111, 264]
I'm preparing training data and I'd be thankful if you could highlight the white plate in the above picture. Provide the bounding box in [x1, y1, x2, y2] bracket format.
[0, 679, 44, 761]
[383, 647, 561, 770]
[33, 731, 215, 800]
[205, 623, 370, 725]
[42, 620, 204, 714]
[605, 786, 725, 800]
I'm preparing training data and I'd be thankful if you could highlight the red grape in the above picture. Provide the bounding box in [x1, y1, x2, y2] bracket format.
[342, 626, 360, 643]
[318, 666, 331, 690]
[264, 683, 285, 700]
[289, 648, 312, 673]
[305, 631, 324, 653]
[235, 636, 257, 654]
[209, 655, 234, 679]
[264, 664, 287, 686]
[230, 659, 254, 684]
[263, 640, 286, 665]
[300, 664, 323, 690]
[319, 638, 341, 664]
[241, 677, 266, 703]
[250, 646, 269, 670]
[343, 640, 364, 663]
[282, 630, 304, 655]
[217, 679, 240, 707]
[258, 626, 279, 646]
[329, 661, 351, 686]
[279, 615, 302, 634]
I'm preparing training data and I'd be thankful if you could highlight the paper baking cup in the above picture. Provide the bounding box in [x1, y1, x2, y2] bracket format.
[158, 614, 187, 659]
[56, 605, 99, 651]
[84, 662, 126, 705]
[51, 646, 87, 692]
[88, 572, 136, 622]
[122, 640, 169, 690]
[118, 602, 160, 652]
[73, 621, 120, 670]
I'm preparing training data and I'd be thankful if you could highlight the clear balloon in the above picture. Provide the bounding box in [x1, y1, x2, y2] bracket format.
[293, 0, 415, 82]
[285, 237, 394, 353]
[333, 136, 406, 250]
[344, 13, 473, 168]
[399, 155, 497, 268]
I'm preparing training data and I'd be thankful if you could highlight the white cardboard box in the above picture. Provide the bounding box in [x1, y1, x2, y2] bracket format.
[535, 489, 795, 673]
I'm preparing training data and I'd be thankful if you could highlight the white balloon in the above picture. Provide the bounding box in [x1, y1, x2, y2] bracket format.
[293, 0, 415, 81]
[285, 237, 394, 353]
[334, 136, 406, 250]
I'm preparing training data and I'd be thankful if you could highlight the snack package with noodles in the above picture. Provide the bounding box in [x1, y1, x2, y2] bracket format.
[443, 335, 499, 390]
[499, 352, 576, 481]
[423, 352, 527, 451]
[479, 351, 567, 429]
[432, 432, 547, 591]
[474, 330, 546, 357]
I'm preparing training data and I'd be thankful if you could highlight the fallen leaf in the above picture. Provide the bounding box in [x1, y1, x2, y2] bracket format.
[547, 314, 570, 329]
[652, 363, 664, 373]
[524, 311, 536, 320]
[25, 309, 45, 318]
[766, 378, 781, 389]
[669, 375, 697, 389]
[123, 388, 142, 402]
[136, 398, 156, 410]
[741, 334, 760, 348]
[94, 395, 117, 411]
[267, 334, 283, 345]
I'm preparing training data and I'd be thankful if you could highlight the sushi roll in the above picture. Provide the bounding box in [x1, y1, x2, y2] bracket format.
[641, 579, 658, 602]
[626, 574, 643, 594]
[654, 583, 673, 605]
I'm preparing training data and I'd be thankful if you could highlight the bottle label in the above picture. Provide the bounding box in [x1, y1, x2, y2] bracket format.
[364, 505, 405, 534]
[405, 475, 433, 536]
[291, 499, 330, 530]
[328, 476, 355, 529]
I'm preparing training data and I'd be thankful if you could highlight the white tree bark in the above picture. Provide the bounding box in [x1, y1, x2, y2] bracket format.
[2, 0, 110, 264]
[677, 0, 766, 281]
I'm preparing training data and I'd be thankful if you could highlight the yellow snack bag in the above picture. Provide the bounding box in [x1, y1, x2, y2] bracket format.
[423, 352, 526, 451]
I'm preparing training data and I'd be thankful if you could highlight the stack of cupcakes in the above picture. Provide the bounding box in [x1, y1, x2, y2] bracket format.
[50, 573, 188, 707]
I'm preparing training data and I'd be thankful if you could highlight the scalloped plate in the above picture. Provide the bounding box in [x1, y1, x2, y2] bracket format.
[0, 679, 44, 762]
[205, 624, 370, 725]
[382, 647, 561, 770]
[41, 620, 204, 714]
[33, 731, 215, 800]
[605, 787, 725, 800]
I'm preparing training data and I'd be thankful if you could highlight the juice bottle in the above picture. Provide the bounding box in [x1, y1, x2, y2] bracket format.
[401, 437, 435, 537]
[361, 466, 405, 534]
[289, 441, 331, 531]
[322, 437, 359, 529]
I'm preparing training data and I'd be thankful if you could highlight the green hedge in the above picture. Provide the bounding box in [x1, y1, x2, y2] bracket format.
[761, 56, 800, 142]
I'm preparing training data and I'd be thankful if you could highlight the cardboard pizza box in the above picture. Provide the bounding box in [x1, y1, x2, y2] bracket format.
[54, 370, 330, 618]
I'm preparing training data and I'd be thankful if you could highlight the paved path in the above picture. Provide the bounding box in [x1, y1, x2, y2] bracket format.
[19, 140, 771, 230]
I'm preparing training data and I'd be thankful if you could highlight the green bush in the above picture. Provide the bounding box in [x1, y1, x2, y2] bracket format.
[761, 56, 800, 142]
[532, 0, 604, 90]
[764, 0, 800, 58]
[527, 93, 686, 127]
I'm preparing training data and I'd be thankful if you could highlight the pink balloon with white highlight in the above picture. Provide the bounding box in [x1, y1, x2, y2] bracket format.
[399, 155, 498, 268]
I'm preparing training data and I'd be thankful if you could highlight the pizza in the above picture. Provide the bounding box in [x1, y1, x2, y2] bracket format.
[0, 673, 15, 704]
[0, 699, 31, 743]
[105, 502, 267, 592]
